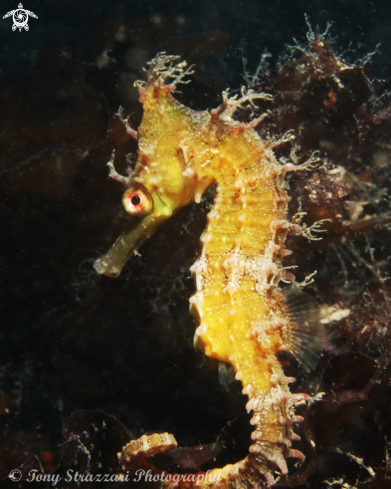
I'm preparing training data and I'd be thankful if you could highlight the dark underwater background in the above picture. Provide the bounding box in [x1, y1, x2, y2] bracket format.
[1, 0, 391, 487]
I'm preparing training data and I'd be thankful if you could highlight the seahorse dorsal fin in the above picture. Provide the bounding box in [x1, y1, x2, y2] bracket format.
[282, 286, 324, 373]
[218, 361, 236, 386]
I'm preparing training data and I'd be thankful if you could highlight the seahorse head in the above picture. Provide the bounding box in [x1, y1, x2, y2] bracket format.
[94, 54, 212, 278]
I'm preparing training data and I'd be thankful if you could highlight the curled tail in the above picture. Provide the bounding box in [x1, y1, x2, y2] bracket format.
[118, 382, 308, 488]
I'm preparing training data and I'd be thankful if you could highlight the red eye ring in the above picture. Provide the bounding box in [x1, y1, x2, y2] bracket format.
[122, 186, 153, 215]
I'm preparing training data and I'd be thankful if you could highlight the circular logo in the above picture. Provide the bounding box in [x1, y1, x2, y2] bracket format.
[12, 9, 28, 29]
[9, 469, 22, 482]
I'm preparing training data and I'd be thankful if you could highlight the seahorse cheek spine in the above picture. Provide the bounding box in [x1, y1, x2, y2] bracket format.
[99, 58, 313, 487]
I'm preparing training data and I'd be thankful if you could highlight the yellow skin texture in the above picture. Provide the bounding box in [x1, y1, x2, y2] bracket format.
[95, 57, 309, 487]
[138, 86, 289, 394]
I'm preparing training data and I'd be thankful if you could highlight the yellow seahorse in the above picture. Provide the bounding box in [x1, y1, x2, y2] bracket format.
[94, 53, 324, 487]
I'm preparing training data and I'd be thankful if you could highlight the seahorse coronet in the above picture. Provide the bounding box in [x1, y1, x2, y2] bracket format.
[95, 52, 324, 488]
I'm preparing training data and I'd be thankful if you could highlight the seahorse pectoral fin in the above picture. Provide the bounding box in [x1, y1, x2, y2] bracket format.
[218, 361, 236, 386]
[94, 211, 171, 278]
[282, 286, 324, 372]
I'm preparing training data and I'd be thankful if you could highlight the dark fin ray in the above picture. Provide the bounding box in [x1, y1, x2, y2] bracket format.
[218, 361, 236, 386]
[282, 286, 324, 373]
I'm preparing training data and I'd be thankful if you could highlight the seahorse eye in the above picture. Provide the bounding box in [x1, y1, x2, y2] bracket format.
[122, 186, 153, 215]
[131, 195, 141, 206]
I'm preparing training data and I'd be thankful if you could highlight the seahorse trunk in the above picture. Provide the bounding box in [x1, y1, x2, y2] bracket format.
[187, 135, 304, 485]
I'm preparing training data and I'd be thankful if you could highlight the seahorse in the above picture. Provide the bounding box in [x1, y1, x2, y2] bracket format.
[94, 53, 324, 487]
